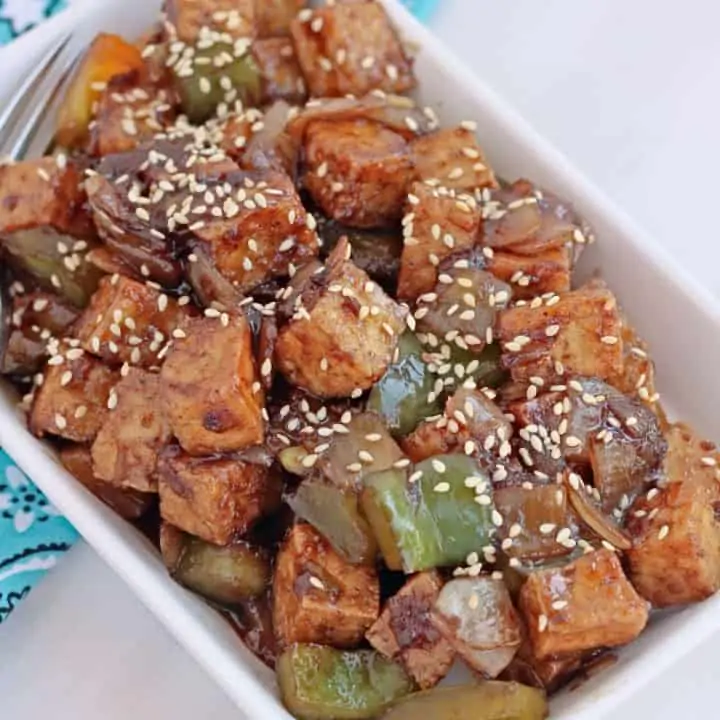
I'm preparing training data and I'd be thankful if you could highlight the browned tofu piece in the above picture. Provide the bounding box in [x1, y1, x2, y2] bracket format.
[29, 343, 118, 442]
[290, 1, 415, 98]
[255, 0, 304, 37]
[191, 169, 319, 293]
[74, 275, 190, 369]
[91, 369, 170, 492]
[273, 523, 379, 647]
[519, 549, 648, 660]
[366, 571, 454, 689]
[304, 119, 413, 228]
[2, 291, 79, 376]
[275, 238, 406, 397]
[158, 445, 281, 545]
[611, 311, 659, 410]
[159, 315, 264, 455]
[253, 38, 307, 105]
[0, 157, 100, 307]
[626, 424, 720, 608]
[166, 0, 255, 44]
[497, 286, 624, 384]
[397, 182, 481, 301]
[411, 127, 497, 192]
[60, 444, 153, 520]
[89, 73, 176, 157]
[487, 247, 571, 300]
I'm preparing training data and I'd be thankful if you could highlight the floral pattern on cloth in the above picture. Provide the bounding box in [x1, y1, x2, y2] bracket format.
[0, 451, 78, 623]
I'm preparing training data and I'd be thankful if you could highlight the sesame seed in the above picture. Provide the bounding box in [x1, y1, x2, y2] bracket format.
[601, 335, 618, 345]
[552, 600, 568, 611]
[308, 575, 325, 590]
[409, 470, 423, 484]
[431, 459, 446, 473]
[538, 614, 548, 632]
[658, 524, 670, 540]
[434, 482, 451, 493]
[701, 456, 717, 467]
[545, 324, 560, 337]
[301, 454, 319, 468]
[54, 413, 67, 430]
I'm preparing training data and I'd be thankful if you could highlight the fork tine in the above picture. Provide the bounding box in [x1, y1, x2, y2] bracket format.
[4, 42, 85, 161]
[0, 32, 71, 141]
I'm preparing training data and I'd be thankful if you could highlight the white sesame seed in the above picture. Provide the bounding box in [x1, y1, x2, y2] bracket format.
[431, 459, 446, 473]
[658, 524, 670, 540]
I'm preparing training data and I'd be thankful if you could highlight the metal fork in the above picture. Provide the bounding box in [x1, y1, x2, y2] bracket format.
[0, 30, 84, 360]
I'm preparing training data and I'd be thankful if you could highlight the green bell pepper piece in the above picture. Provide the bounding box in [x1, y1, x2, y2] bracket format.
[381, 682, 548, 720]
[174, 42, 262, 124]
[361, 454, 495, 572]
[277, 644, 414, 720]
[367, 332, 441, 437]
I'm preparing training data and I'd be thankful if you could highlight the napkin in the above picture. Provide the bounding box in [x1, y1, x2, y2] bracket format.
[0, 0, 439, 623]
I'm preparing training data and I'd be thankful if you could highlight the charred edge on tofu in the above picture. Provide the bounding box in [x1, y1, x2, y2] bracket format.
[0, 2, 717, 718]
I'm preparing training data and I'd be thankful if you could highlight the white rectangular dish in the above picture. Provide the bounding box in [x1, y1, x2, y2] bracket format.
[1, 1, 720, 718]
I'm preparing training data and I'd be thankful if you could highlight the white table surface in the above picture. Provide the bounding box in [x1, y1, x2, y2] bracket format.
[2, 0, 719, 717]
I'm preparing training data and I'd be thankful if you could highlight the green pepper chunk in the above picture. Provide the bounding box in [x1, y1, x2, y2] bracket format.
[160, 525, 269, 605]
[381, 682, 548, 720]
[287, 476, 377, 564]
[367, 332, 441, 437]
[174, 42, 262, 123]
[448, 342, 507, 389]
[2, 230, 103, 308]
[277, 644, 414, 720]
[361, 454, 495, 572]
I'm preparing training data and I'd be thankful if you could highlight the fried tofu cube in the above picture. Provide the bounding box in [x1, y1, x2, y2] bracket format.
[91, 369, 171, 492]
[626, 424, 720, 608]
[497, 286, 624, 383]
[166, 0, 255, 44]
[74, 275, 190, 369]
[253, 38, 307, 105]
[275, 238, 406, 397]
[29, 343, 118, 442]
[411, 127, 497, 192]
[2, 291, 79, 376]
[191, 169, 319, 293]
[366, 571, 454, 689]
[519, 549, 648, 660]
[612, 312, 659, 409]
[60, 444, 153, 520]
[397, 183, 481, 301]
[89, 73, 176, 157]
[273, 523, 379, 647]
[158, 446, 280, 545]
[290, 1, 415, 98]
[304, 119, 413, 228]
[255, 0, 304, 37]
[487, 247, 571, 300]
[0, 158, 100, 307]
[159, 315, 264, 455]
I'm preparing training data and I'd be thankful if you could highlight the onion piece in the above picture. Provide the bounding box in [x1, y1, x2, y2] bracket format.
[565, 476, 632, 551]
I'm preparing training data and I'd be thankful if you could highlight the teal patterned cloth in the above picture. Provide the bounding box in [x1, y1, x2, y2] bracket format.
[0, 0, 78, 625]
[0, 451, 79, 623]
[0, 0, 439, 622]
